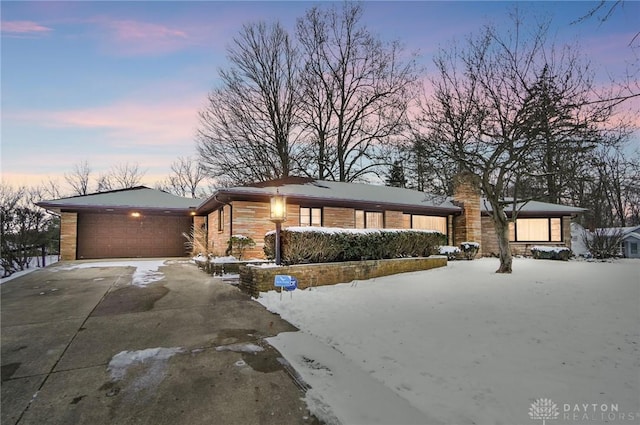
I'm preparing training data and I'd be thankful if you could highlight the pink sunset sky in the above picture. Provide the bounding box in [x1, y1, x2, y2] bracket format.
[2, 1, 638, 194]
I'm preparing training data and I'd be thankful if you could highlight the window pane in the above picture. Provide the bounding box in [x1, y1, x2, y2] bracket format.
[412, 215, 447, 234]
[631, 243, 638, 254]
[550, 218, 562, 242]
[355, 210, 365, 229]
[516, 218, 550, 241]
[311, 208, 322, 227]
[402, 214, 411, 229]
[365, 212, 384, 229]
[300, 207, 311, 226]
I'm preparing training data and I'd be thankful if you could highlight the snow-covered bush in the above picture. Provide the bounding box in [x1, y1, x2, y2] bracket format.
[439, 246, 460, 260]
[460, 241, 480, 260]
[530, 246, 571, 261]
[264, 227, 446, 265]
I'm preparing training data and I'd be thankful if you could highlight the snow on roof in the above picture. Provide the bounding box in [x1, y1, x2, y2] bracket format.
[595, 226, 640, 236]
[202, 179, 461, 213]
[480, 198, 586, 215]
[623, 232, 640, 241]
[38, 186, 199, 212]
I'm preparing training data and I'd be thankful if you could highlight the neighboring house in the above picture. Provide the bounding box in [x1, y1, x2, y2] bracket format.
[39, 175, 586, 261]
[622, 229, 640, 258]
[595, 226, 640, 258]
[38, 187, 199, 260]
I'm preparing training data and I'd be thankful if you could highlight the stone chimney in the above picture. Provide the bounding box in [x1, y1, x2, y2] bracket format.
[453, 172, 482, 255]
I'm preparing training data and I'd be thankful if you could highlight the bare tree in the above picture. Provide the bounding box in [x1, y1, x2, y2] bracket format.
[296, 2, 420, 182]
[197, 21, 303, 185]
[64, 160, 92, 196]
[421, 14, 623, 273]
[97, 162, 146, 191]
[158, 157, 208, 198]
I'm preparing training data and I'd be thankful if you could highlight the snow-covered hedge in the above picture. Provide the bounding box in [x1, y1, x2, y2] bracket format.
[530, 245, 571, 261]
[264, 227, 446, 265]
[438, 242, 480, 260]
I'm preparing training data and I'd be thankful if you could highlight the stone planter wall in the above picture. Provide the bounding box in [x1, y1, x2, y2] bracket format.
[239, 256, 447, 298]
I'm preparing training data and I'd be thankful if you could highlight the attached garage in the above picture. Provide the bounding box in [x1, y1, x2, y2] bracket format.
[76, 212, 192, 259]
[38, 187, 199, 260]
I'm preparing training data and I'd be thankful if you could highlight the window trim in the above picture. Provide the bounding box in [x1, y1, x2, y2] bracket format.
[299, 206, 322, 227]
[510, 217, 563, 242]
[217, 208, 224, 232]
[355, 210, 384, 229]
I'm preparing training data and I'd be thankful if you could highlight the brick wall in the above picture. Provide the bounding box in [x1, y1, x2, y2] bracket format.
[239, 256, 447, 297]
[60, 212, 78, 260]
[208, 205, 231, 256]
[453, 173, 482, 255]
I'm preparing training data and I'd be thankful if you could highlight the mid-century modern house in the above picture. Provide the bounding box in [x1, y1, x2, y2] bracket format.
[38, 174, 585, 261]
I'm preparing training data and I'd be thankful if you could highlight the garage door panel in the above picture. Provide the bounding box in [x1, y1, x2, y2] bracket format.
[77, 213, 191, 259]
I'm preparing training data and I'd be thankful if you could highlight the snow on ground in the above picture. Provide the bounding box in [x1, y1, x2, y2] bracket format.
[0, 256, 59, 285]
[52, 260, 166, 287]
[108, 347, 184, 381]
[258, 258, 640, 425]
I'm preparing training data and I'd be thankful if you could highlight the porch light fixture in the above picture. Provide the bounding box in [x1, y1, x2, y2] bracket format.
[269, 190, 287, 265]
[131, 212, 141, 218]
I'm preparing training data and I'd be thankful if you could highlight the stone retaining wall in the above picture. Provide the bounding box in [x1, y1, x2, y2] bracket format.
[239, 256, 447, 297]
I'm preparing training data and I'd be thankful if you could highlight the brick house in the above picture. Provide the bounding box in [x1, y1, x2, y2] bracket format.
[196, 175, 585, 259]
[39, 176, 584, 260]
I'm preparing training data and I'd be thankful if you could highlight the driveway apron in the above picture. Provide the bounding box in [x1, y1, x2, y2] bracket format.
[1, 259, 317, 425]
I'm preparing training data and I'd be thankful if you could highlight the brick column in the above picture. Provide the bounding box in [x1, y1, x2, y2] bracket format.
[60, 212, 78, 260]
[452, 173, 482, 255]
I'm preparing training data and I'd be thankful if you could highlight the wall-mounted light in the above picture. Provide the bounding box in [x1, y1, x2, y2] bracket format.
[131, 212, 141, 218]
[189, 211, 197, 216]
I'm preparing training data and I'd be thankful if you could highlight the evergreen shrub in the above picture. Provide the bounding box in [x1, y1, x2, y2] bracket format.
[264, 227, 446, 265]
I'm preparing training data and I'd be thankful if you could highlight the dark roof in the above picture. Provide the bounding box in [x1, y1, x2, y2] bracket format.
[38, 186, 200, 214]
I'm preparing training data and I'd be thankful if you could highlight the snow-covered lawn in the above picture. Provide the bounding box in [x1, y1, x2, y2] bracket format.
[257, 258, 640, 425]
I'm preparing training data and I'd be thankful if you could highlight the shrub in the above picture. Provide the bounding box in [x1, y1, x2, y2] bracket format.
[582, 228, 624, 259]
[530, 246, 571, 261]
[439, 246, 460, 260]
[264, 227, 446, 265]
[460, 241, 480, 260]
[226, 235, 256, 260]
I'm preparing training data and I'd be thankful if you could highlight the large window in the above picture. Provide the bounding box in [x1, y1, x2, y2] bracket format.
[300, 207, 322, 227]
[509, 218, 562, 242]
[355, 210, 384, 229]
[411, 215, 447, 234]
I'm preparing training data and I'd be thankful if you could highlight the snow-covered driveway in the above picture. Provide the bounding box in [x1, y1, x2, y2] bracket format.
[258, 258, 640, 425]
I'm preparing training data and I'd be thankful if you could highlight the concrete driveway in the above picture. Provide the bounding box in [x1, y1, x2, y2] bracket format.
[1, 259, 318, 425]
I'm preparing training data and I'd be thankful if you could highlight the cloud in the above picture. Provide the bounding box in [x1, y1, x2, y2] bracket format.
[1, 20, 52, 37]
[92, 17, 194, 56]
[10, 96, 205, 148]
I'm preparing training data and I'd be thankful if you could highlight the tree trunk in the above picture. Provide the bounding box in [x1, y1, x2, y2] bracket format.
[492, 210, 513, 273]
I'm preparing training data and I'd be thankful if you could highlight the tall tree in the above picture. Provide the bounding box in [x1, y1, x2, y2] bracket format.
[296, 2, 420, 182]
[197, 21, 302, 185]
[64, 160, 92, 196]
[157, 157, 208, 198]
[97, 162, 146, 191]
[421, 14, 623, 273]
